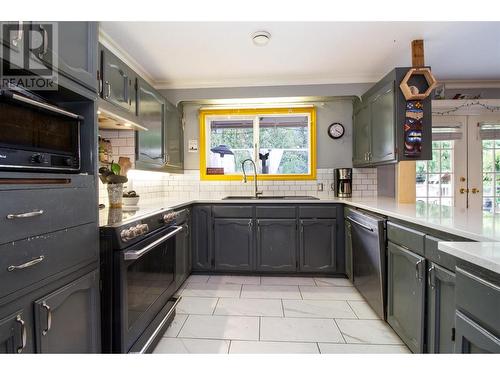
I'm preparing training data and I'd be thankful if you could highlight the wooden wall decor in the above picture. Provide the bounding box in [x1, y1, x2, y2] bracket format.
[399, 67, 438, 101]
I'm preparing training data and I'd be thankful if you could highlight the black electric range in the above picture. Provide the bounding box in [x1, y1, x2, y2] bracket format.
[99, 205, 188, 353]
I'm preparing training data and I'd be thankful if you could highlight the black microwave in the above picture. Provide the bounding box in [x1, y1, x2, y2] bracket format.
[0, 89, 82, 172]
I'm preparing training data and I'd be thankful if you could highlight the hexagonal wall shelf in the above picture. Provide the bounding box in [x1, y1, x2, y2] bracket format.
[399, 67, 437, 100]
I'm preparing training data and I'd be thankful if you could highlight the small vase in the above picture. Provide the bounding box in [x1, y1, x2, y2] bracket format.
[107, 183, 124, 208]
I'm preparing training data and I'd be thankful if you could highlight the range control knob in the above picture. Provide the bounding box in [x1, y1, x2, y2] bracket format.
[120, 228, 135, 242]
[31, 153, 47, 164]
[163, 212, 175, 223]
[138, 223, 149, 234]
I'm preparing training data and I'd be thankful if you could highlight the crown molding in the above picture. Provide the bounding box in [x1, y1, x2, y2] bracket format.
[98, 27, 156, 87]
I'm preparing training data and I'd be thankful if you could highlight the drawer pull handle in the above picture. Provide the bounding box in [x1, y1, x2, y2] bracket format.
[7, 255, 45, 272]
[42, 302, 51, 335]
[6, 209, 44, 219]
[16, 315, 26, 353]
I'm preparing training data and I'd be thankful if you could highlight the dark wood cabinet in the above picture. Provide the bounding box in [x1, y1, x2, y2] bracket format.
[33, 270, 100, 353]
[100, 46, 135, 112]
[299, 219, 336, 273]
[387, 241, 426, 353]
[191, 206, 213, 271]
[0, 309, 33, 354]
[427, 262, 456, 353]
[135, 78, 165, 168]
[214, 219, 253, 271]
[256, 219, 297, 272]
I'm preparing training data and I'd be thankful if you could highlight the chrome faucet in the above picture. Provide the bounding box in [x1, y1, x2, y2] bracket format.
[241, 158, 263, 198]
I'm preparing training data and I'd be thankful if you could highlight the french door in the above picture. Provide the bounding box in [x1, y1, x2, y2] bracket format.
[420, 113, 500, 213]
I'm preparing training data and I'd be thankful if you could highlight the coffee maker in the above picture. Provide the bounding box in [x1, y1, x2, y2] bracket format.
[334, 168, 352, 198]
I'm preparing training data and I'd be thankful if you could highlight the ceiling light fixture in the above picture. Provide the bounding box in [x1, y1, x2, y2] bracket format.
[252, 31, 271, 46]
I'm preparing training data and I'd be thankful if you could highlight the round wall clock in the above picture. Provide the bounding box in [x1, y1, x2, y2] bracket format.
[328, 122, 345, 139]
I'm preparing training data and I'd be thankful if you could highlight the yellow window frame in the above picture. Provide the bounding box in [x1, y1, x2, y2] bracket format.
[199, 107, 317, 181]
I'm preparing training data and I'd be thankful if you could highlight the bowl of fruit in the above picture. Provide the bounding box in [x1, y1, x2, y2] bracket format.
[122, 190, 140, 207]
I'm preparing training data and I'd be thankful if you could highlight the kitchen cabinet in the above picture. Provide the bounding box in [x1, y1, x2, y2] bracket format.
[0, 309, 33, 354]
[1, 21, 27, 72]
[299, 219, 337, 273]
[33, 270, 100, 353]
[352, 102, 371, 166]
[352, 67, 432, 167]
[164, 100, 184, 171]
[34, 22, 98, 92]
[191, 206, 213, 271]
[427, 262, 456, 353]
[370, 81, 396, 163]
[387, 241, 426, 353]
[344, 217, 353, 281]
[455, 311, 500, 353]
[100, 45, 135, 112]
[214, 219, 253, 271]
[256, 219, 297, 272]
[135, 78, 166, 168]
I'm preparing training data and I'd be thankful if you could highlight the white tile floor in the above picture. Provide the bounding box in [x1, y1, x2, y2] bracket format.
[153, 275, 410, 354]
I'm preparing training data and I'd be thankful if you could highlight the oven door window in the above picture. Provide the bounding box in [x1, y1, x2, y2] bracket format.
[126, 237, 175, 329]
[0, 101, 78, 155]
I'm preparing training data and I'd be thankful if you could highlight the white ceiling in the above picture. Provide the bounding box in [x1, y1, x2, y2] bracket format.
[100, 22, 500, 89]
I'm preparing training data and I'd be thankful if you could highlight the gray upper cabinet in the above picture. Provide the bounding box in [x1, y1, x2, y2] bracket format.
[191, 206, 213, 271]
[299, 219, 336, 273]
[352, 102, 371, 166]
[36, 22, 98, 92]
[387, 241, 426, 353]
[1, 21, 27, 71]
[135, 78, 166, 168]
[370, 81, 396, 164]
[33, 270, 100, 353]
[353, 67, 432, 167]
[214, 219, 253, 271]
[427, 262, 456, 353]
[100, 45, 135, 112]
[0, 309, 33, 354]
[164, 100, 184, 171]
[256, 219, 297, 272]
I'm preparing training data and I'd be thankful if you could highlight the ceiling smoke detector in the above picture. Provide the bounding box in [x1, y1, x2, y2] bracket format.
[252, 31, 271, 46]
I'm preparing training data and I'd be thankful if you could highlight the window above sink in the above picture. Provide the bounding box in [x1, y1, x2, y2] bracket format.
[199, 107, 317, 181]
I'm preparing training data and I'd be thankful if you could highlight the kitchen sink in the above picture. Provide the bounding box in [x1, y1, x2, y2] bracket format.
[222, 195, 319, 200]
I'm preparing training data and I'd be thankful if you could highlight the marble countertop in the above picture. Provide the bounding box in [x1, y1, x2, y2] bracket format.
[438, 242, 500, 274]
[128, 196, 500, 242]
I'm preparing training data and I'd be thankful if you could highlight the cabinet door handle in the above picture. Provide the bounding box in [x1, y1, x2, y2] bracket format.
[428, 265, 436, 288]
[7, 209, 44, 219]
[12, 21, 23, 47]
[415, 259, 424, 281]
[41, 302, 51, 336]
[105, 81, 111, 99]
[7, 255, 45, 272]
[38, 25, 48, 59]
[248, 220, 253, 231]
[16, 315, 26, 353]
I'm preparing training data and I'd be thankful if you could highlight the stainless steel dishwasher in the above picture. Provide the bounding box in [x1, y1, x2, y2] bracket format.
[346, 208, 386, 319]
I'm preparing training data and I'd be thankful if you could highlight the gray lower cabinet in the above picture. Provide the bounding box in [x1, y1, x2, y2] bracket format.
[387, 241, 426, 353]
[427, 262, 456, 353]
[344, 218, 353, 281]
[191, 206, 213, 271]
[214, 219, 253, 271]
[33, 270, 100, 353]
[0, 309, 33, 354]
[256, 219, 297, 272]
[299, 219, 336, 273]
[455, 311, 500, 353]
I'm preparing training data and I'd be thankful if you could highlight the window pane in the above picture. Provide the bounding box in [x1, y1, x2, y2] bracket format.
[483, 197, 494, 213]
[483, 173, 494, 196]
[427, 174, 441, 197]
[440, 173, 453, 197]
[441, 149, 452, 172]
[259, 115, 309, 175]
[416, 173, 427, 197]
[483, 149, 494, 172]
[208, 118, 254, 174]
[441, 141, 452, 149]
[428, 150, 440, 173]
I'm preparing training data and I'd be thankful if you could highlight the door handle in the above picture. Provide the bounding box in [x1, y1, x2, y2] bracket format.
[471, 188, 480, 194]
[7, 209, 44, 220]
[459, 188, 469, 194]
[38, 25, 48, 59]
[415, 259, 424, 281]
[16, 315, 26, 353]
[7, 255, 45, 272]
[41, 302, 51, 336]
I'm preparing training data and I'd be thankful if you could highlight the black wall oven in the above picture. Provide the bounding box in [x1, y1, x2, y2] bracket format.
[0, 89, 82, 172]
